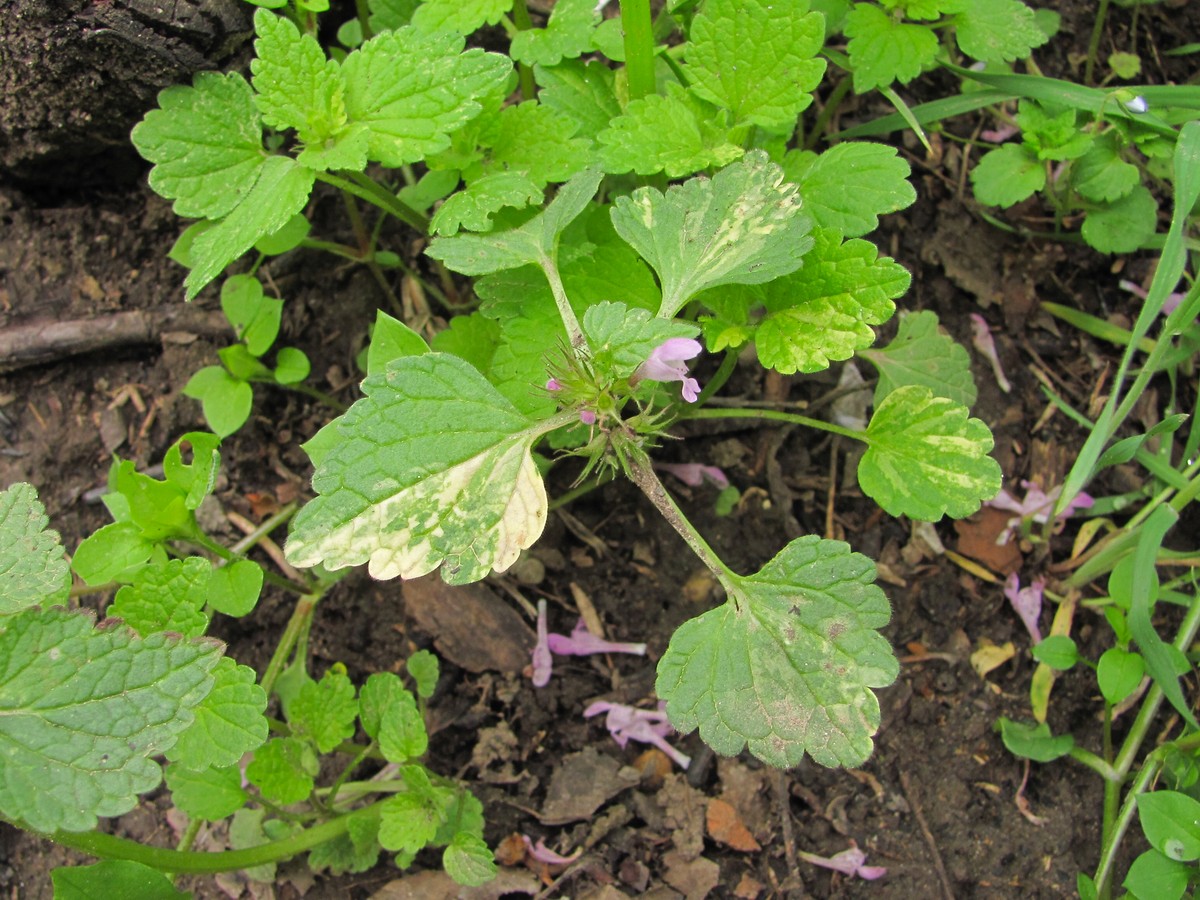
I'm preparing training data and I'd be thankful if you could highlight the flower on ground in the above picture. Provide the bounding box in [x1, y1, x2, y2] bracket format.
[584, 700, 691, 769]
[1120, 279, 1185, 317]
[798, 844, 887, 880]
[632, 338, 702, 402]
[969, 313, 1012, 393]
[1004, 572, 1046, 643]
[655, 462, 730, 489]
[531, 600, 647, 687]
[521, 835, 581, 866]
[986, 480, 1093, 544]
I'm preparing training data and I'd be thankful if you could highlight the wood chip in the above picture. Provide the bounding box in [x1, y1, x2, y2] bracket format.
[403, 575, 534, 674]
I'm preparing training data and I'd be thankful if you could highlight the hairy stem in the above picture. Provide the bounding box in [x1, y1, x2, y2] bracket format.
[510, 0, 538, 101]
[538, 253, 586, 351]
[619, 0, 657, 103]
[260, 592, 320, 697]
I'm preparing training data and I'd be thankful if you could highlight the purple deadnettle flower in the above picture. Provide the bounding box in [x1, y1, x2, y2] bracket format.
[531, 603, 647, 687]
[1004, 572, 1045, 643]
[546, 378, 563, 392]
[798, 845, 887, 881]
[986, 480, 1093, 544]
[633, 338, 702, 402]
[655, 462, 731, 489]
[521, 835, 581, 866]
[579, 408, 597, 426]
[584, 700, 691, 769]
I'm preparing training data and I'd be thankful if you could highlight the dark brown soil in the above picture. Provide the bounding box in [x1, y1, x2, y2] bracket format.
[2, 1, 1196, 898]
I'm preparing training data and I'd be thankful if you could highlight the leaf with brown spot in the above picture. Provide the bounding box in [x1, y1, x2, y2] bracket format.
[706, 798, 761, 852]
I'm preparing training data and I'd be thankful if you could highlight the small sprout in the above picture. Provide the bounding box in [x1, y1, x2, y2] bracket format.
[969, 313, 1011, 393]
[531, 601, 646, 687]
[655, 462, 731, 489]
[1004, 572, 1046, 644]
[584, 700, 691, 769]
[632, 338, 702, 402]
[986, 480, 1093, 544]
[798, 844, 887, 880]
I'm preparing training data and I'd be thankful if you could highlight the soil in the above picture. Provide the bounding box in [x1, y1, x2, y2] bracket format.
[1, 1, 1197, 898]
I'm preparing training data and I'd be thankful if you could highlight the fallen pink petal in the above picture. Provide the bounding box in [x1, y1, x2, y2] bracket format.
[584, 700, 691, 769]
[632, 338, 703, 403]
[969, 313, 1012, 393]
[531, 599, 554, 688]
[655, 462, 731, 489]
[986, 480, 1093, 543]
[798, 846, 887, 880]
[1004, 572, 1045, 643]
[1119, 279, 1185, 316]
[522, 835, 582, 866]
[547, 618, 647, 657]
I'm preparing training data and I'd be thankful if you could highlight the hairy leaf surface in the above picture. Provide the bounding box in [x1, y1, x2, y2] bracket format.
[0, 483, 70, 614]
[859, 310, 977, 407]
[782, 143, 915, 237]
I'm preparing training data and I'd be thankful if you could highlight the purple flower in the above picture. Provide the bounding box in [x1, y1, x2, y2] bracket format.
[579, 408, 597, 426]
[546, 378, 563, 392]
[969, 313, 1012, 393]
[1120, 279, 1185, 317]
[986, 480, 1093, 544]
[798, 845, 887, 881]
[632, 338, 702, 402]
[531, 602, 646, 687]
[521, 835, 581, 866]
[1004, 573, 1045, 643]
[655, 462, 730, 489]
[584, 700, 691, 769]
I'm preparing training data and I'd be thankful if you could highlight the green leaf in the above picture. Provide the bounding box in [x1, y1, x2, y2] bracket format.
[359, 673, 408, 736]
[369, 0, 418, 32]
[582, 302, 700, 380]
[273, 347, 311, 385]
[752, 230, 908, 375]
[1031, 635, 1078, 670]
[411, 0, 510, 34]
[221, 275, 282, 357]
[367, 310, 430, 376]
[858, 310, 978, 407]
[1017, 103, 1092, 162]
[782, 142, 916, 237]
[250, 9, 346, 145]
[686, 0, 826, 129]
[131, 72, 265, 220]
[165, 762, 247, 820]
[1072, 132, 1141, 203]
[431, 172, 544, 236]
[597, 82, 743, 178]
[287, 354, 560, 584]
[479, 101, 591, 188]
[443, 833, 496, 886]
[162, 432, 222, 511]
[72, 522, 156, 587]
[1081, 184, 1159, 253]
[183, 366, 254, 438]
[1137, 792, 1200, 861]
[1097, 647, 1145, 705]
[245, 736, 318, 804]
[1123, 849, 1190, 900]
[427, 167, 603, 275]
[185, 156, 316, 299]
[487, 305, 565, 417]
[995, 717, 1074, 762]
[309, 813, 381, 875]
[657, 535, 896, 767]
[0, 608, 220, 832]
[343, 28, 511, 167]
[844, 3, 939, 92]
[378, 691, 428, 763]
[1108, 51, 1141, 80]
[167, 657, 268, 770]
[859, 385, 1001, 520]
[510, 0, 599, 67]
[255, 213, 311, 255]
[52, 860, 189, 899]
[290, 666, 358, 753]
[378, 767, 451, 854]
[953, 0, 1049, 63]
[406, 650, 439, 698]
[430, 312, 500, 376]
[207, 559, 263, 618]
[0, 482, 70, 614]
[971, 144, 1046, 207]
[109, 558, 211, 639]
[610, 151, 812, 317]
[534, 60, 621, 142]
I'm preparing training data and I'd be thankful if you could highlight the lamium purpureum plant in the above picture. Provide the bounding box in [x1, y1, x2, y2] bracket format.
[0, 0, 1011, 891]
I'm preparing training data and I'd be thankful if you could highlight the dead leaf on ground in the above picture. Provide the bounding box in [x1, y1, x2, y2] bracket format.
[370, 868, 539, 900]
[403, 575, 534, 673]
[733, 872, 765, 899]
[971, 639, 1016, 677]
[716, 758, 770, 837]
[954, 508, 1023, 575]
[705, 798, 761, 852]
[539, 747, 640, 825]
[662, 851, 720, 900]
[658, 774, 707, 861]
[495, 833, 527, 867]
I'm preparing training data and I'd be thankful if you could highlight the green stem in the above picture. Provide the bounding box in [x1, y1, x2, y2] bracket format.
[1068, 745, 1121, 783]
[619, 0, 657, 103]
[538, 253, 586, 351]
[355, 0, 372, 40]
[510, 0, 538, 101]
[624, 447, 739, 592]
[229, 503, 298, 557]
[804, 75, 853, 150]
[275, 380, 350, 414]
[680, 406, 866, 442]
[1085, 0, 1111, 86]
[692, 350, 739, 407]
[48, 801, 385, 875]
[326, 740, 376, 810]
[314, 172, 427, 232]
[260, 593, 320, 698]
[299, 238, 366, 261]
